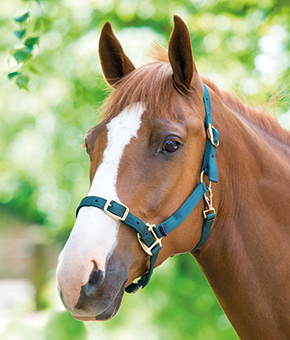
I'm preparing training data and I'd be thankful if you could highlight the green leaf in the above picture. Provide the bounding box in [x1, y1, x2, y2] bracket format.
[28, 64, 41, 75]
[15, 75, 30, 89]
[24, 37, 39, 51]
[8, 72, 20, 80]
[34, 18, 42, 32]
[14, 29, 26, 39]
[14, 12, 29, 23]
[13, 48, 32, 62]
[35, 0, 42, 4]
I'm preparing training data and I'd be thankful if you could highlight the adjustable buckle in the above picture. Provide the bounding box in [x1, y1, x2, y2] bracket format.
[203, 207, 215, 219]
[104, 199, 129, 221]
[137, 223, 162, 256]
[207, 124, 219, 148]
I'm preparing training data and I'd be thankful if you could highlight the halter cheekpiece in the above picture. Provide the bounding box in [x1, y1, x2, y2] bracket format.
[76, 83, 219, 294]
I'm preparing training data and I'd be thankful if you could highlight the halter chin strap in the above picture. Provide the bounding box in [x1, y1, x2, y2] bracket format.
[76, 83, 219, 294]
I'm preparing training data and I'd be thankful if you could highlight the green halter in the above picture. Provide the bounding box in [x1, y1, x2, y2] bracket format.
[76, 83, 219, 293]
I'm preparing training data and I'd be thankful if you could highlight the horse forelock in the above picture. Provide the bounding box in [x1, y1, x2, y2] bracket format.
[100, 61, 180, 122]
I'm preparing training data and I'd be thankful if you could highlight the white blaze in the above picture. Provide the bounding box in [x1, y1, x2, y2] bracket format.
[56, 103, 144, 307]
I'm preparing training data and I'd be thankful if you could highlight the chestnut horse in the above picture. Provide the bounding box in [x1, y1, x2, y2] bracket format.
[56, 16, 290, 339]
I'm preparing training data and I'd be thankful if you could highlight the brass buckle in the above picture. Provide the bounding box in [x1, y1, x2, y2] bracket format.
[203, 207, 215, 219]
[137, 223, 162, 256]
[104, 199, 129, 221]
[207, 124, 219, 148]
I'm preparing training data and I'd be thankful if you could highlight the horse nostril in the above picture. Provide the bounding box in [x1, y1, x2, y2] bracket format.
[82, 269, 105, 296]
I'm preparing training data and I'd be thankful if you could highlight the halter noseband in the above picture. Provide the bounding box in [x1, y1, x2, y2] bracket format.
[76, 83, 219, 294]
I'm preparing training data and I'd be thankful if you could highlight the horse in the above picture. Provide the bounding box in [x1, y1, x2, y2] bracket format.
[56, 16, 290, 339]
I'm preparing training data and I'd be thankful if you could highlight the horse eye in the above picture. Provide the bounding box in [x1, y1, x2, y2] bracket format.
[162, 139, 182, 153]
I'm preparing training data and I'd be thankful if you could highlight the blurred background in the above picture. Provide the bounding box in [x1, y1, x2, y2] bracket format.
[0, 0, 290, 339]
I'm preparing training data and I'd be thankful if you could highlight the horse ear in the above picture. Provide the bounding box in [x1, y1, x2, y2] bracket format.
[99, 22, 135, 87]
[168, 16, 196, 90]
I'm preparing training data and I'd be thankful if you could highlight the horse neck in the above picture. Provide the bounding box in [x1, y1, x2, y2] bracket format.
[194, 90, 290, 339]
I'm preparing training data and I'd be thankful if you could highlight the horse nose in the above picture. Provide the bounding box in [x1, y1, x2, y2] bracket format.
[82, 268, 105, 296]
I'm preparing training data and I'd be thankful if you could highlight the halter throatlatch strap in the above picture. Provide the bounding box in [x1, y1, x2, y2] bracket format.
[76, 82, 219, 294]
[202, 83, 219, 183]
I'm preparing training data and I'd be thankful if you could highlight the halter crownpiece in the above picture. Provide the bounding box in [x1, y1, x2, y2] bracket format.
[76, 83, 219, 294]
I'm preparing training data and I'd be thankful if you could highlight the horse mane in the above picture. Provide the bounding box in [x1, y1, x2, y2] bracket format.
[101, 44, 290, 144]
[202, 77, 290, 144]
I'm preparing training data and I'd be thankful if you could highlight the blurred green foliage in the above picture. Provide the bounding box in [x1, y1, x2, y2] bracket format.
[1, 0, 290, 339]
[45, 312, 87, 340]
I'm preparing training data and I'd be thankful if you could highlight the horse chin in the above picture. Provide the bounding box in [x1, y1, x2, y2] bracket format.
[71, 280, 126, 321]
[72, 299, 120, 321]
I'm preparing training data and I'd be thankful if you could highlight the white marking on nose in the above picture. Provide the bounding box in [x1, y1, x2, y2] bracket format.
[56, 103, 144, 309]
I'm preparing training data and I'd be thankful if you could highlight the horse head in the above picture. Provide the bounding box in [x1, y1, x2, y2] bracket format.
[56, 16, 215, 321]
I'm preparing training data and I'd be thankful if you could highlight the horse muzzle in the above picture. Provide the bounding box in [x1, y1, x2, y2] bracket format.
[56, 255, 128, 321]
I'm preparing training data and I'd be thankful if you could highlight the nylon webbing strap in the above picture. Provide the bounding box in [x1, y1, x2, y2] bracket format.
[75, 82, 219, 294]
[76, 196, 159, 250]
[192, 212, 215, 251]
[202, 83, 219, 183]
[125, 251, 158, 293]
[153, 182, 207, 239]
